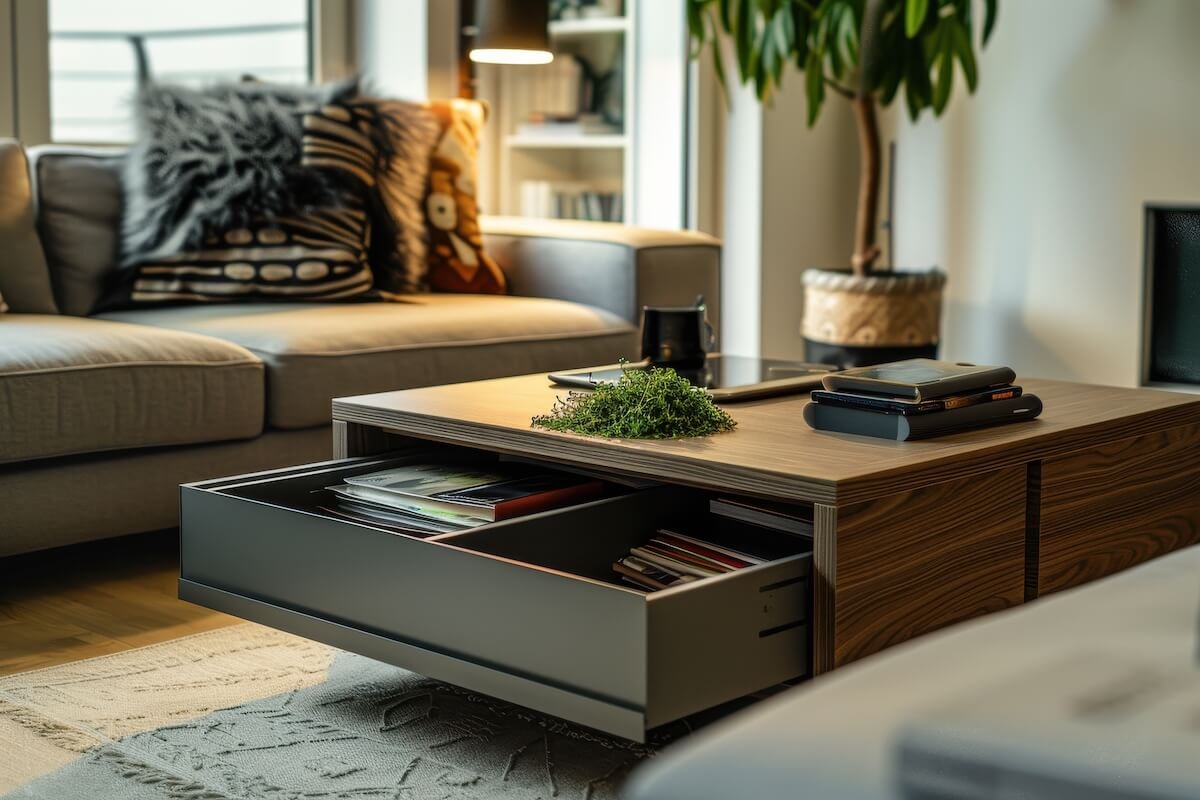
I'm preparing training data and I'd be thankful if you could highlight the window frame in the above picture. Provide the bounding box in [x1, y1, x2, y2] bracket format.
[3, 0, 355, 145]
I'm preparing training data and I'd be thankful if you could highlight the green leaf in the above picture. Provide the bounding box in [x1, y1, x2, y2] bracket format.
[904, 45, 932, 119]
[735, 0, 754, 82]
[687, 1, 705, 57]
[759, 21, 777, 98]
[719, 0, 734, 31]
[932, 29, 953, 113]
[772, 8, 792, 59]
[982, 0, 998, 44]
[951, 20, 978, 91]
[904, 73, 921, 121]
[805, 48, 826, 127]
[905, 0, 928, 38]
[790, 3, 811, 67]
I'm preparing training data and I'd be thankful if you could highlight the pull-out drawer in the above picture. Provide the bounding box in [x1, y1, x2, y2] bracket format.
[180, 455, 812, 741]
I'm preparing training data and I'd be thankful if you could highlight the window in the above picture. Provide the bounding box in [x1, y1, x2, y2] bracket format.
[48, 0, 310, 143]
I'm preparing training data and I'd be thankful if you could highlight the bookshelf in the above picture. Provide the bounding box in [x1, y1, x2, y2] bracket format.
[475, 1, 637, 224]
[505, 133, 628, 149]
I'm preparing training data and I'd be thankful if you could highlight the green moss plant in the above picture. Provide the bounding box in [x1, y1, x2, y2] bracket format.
[532, 364, 737, 439]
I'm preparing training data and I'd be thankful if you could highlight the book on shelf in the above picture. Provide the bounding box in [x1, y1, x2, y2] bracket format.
[516, 117, 621, 138]
[519, 180, 622, 222]
[324, 463, 604, 531]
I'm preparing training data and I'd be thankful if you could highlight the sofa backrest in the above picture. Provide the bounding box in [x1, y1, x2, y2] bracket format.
[0, 139, 58, 314]
[26, 145, 124, 316]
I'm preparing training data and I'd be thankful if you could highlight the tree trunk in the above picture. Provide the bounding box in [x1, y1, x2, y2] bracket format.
[851, 94, 882, 276]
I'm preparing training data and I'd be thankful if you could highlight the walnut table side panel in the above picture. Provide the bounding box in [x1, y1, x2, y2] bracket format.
[829, 465, 1028, 668]
[1037, 422, 1200, 596]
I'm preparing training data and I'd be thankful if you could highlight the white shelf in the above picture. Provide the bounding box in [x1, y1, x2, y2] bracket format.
[548, 17, 628, 37]
[505, 134, 628, 150]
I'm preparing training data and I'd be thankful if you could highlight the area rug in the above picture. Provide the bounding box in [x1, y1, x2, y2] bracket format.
[0, 623, 685, 799]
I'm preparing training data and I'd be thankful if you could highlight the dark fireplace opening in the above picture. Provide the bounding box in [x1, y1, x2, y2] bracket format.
[1144, 206, 1200, 387]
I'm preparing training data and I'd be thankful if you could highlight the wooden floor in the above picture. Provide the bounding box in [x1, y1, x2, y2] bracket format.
[0, 531, 235, 676]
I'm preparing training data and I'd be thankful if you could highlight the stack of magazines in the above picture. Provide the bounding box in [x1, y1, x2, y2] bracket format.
[321, 462, 604, 537]
[613, 530, 768, 591]
[614, 498, 813, 592]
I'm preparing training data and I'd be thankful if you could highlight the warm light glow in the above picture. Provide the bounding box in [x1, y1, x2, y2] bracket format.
[469, 48, 554, 65]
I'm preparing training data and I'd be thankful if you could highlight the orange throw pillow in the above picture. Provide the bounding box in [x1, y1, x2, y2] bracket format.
[423, 99, 506, 294]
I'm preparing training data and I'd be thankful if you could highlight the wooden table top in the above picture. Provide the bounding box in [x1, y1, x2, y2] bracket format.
[332, 375, 1200, 505]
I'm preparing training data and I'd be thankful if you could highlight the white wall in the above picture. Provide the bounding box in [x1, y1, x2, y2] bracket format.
[889, 0, 1200, 386]
[760, 86, 856, 360]
[714, 60, 857, 360]
[633, 0, 689, 229]
[356, 0, 430, 99]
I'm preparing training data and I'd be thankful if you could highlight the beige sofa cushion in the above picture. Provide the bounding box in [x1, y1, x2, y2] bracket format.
[100, 294, 637, 429]
[26, 146, 124, 316]
[0, 140, 57, 313]
[0, 315, 264, 463]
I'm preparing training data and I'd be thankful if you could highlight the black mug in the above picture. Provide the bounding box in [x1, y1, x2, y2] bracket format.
[640, 298, 715, 367]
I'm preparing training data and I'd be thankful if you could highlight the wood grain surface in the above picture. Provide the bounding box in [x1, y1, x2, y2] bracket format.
[334, 377, 1200, 505]
[1037, 422, 1200, 595]
[812, 504, 838, 675]
[0, 532, 234, 675]
[829, 465, 1027, 667]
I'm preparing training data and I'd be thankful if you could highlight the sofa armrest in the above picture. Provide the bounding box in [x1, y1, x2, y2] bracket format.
[481, 216, 722, 337]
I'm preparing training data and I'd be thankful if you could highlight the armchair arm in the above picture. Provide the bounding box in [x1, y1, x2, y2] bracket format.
[481, 216, 722, 337]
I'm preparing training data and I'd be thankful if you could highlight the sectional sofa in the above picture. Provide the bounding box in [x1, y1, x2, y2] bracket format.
[0, 140, 720, 555]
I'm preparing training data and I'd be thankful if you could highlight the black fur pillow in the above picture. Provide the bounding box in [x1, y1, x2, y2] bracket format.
[102, 83, 385, 307]
[119, 78, 357, 266]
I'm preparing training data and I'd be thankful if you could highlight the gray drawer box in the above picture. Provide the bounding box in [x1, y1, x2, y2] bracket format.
[180, 456, 811, 741]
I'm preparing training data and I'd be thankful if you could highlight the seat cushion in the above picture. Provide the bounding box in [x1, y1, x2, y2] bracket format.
[0, 315, 264, 464]
[99, 294, 637, 429]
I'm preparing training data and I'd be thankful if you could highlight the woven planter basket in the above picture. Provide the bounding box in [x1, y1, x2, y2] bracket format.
[801, 268, 946, 347]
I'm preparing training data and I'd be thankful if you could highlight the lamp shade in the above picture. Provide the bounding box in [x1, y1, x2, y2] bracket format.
[469, 0, 554, 65]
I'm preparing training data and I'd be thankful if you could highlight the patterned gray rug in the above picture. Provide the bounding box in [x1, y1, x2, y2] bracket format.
[0, 624, 689, 799]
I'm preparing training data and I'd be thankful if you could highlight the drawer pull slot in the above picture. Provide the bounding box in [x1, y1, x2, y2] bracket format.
[760, 575, 806, 593]
[759, 619, 806, 638]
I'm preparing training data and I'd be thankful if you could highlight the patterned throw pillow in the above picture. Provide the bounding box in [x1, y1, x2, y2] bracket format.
[115, 208, 374, 304]
[106, 98, 379, 306]
[120, 79, 356, 266]
[422, 99, 506, 294]
[354, 98, 440, 294]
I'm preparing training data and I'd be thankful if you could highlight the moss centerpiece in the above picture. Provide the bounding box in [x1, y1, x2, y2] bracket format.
[532, 365, 736, 439]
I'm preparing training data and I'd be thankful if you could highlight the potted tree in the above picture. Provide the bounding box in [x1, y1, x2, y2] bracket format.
[688, 0, 997, 366]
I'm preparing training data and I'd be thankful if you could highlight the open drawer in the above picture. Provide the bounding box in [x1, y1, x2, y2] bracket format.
[180, 455, 812, 742]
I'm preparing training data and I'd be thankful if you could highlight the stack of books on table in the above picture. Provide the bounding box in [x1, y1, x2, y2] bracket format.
[321, 462, 604, 537]
[804, 359, 1043, 441]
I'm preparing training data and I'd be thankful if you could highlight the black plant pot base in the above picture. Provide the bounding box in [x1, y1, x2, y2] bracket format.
[804, 339, 938, 370]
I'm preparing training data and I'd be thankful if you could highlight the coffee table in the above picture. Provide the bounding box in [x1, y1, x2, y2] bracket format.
[180, 374, 1200, 741]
